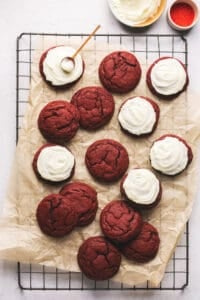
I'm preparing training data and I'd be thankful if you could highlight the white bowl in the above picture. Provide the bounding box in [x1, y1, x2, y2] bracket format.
[167, 0, 199, 31]
[107, 0, 167, 28]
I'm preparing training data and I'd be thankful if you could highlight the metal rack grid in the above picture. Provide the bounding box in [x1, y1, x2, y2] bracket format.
[16, 33, 189, 291]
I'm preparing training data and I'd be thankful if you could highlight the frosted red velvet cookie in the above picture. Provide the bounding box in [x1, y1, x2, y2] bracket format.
[77, 236, 121, 280]
[38, 100, 80, 144]
[146, 57, 189, 99]
[100, 200, 143, 244]
[118, 96, 160, 136]
[39, 46, 84, 88]
[36, 194, 78, 237]
[120, 222, 160, 263]
[121, 168, 162, 209]
[71, 86, 115, 130]
[60, 181, 98, 226]
[99, 51, 141, 93]
[32, 144, 75, 184]
[150, 134, 193, 176]
[85, 139, 129, 182]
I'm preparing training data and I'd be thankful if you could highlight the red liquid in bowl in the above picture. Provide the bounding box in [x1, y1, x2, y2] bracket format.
[170, 2, 195, 27]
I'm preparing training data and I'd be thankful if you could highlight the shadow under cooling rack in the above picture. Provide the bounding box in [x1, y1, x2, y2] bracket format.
[16, 33, 189, 291]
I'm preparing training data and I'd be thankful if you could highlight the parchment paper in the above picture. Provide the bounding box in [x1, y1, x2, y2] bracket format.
[0, 37, 200, 287]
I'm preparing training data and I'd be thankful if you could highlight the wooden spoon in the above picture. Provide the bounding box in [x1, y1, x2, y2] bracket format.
[61, 25, 101, 72]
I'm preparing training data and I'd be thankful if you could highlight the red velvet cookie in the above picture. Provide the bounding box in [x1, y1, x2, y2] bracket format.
[120, 168, 162, 210]
[146, 57, 189, 99]
[99, 51, 142, 93]
[120, 222, 160, 263]
[85, 139, 129, 182]
[32, 143, 75, 184]
[118, 96, 160, 137]
[39, 46, 84, 88]
[77, 236, 121, 280]
[71, 86, 115, 130]
[100, 200, 143, 244]
[60, 181, 98, 226]
[38, 100, 80, 144]
[36, 194, 78, 237]
[150, 134, 193, 176]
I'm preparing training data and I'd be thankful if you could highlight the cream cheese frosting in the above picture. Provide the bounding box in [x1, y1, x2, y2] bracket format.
[109, 0, 161, 26]
[123, 168, 160, 205]
[150, 136, 188, 175]
[43, 46, 83, 86]
[37, 145, 75, 182]
[150, 58, 187, 95]
[61, 58, 75, 73]
[118, 97, 156, 135]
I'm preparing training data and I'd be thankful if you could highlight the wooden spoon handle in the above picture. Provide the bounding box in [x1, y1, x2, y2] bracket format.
[71, 25, 101, 59]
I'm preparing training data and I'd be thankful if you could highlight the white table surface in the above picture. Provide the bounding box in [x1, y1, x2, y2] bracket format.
[0, 0, 200, 299]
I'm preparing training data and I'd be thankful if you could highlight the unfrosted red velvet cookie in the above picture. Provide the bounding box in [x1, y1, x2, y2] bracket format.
[77, 236, 121, 280]
[99, 51, 141, 93]
[118, 96, 160, 137]
[32, 144, 75, 184]
[146, 57, 189, 99]
[150, 134, 193, 176]
[60, 181, 98, 226]
[36, 194, 78, 237]
[71, 86, 115, 130]
[100, 200, 143, 244]
[85, 139, 129, 182]
[120, 222, 160, 263]
[38, 100, 80, 144]
[39, 46, 84, 88]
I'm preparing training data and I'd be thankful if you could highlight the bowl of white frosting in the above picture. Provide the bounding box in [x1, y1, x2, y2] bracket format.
[108, 0, 167, 27]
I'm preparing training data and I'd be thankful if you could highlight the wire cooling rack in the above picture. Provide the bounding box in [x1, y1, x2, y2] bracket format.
[16, 33, 189, 291]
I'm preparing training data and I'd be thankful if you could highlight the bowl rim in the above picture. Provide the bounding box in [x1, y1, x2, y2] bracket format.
[167, 0, 200, 30]
[107, 0, 167, 28]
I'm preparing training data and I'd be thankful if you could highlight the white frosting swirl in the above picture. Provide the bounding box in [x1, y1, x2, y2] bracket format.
[43, 46, 83, 86]
[150, 136, 188, 175]
[150, 58, 187, 95]
[109, 0, 161, 25]
[123, 169, 160, 205]
[37, 145, 74, 182]
[118, 97, 156, 135]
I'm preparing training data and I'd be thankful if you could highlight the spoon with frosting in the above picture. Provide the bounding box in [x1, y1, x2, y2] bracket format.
[60, 24, 101, 73]
[39, 25, 101, 88]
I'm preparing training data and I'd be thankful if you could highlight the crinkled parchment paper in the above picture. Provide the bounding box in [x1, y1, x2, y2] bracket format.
[0, 37, 200, 287]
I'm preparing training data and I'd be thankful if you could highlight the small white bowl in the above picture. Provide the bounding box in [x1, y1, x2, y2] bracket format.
[167, 0, 199, 31]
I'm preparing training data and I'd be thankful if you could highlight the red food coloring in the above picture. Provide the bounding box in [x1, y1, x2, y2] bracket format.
[170, 2, 195, 27]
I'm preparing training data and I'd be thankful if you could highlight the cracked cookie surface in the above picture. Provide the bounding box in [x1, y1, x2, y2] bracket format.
[100, 200, 143, 244]
[85, 139, 129, 182]
[38, 100, 80, 143]
[77, 236, 121, 280]
[120, 222, 160, 263]
[36, 194, 78, 237]
[71, 86, 115, 130]
[60, 181, 98, 226]
[99, 51, 141, 93]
